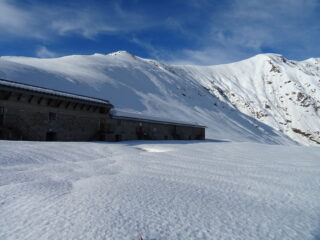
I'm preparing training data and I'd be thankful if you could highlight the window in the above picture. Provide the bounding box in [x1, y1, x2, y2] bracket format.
[49, 112, 57, 121]
[115, 134, 122, 141]
[0, 107, 5, 126]
[100, 118, 106, 131]
[46, 131, 57, 141]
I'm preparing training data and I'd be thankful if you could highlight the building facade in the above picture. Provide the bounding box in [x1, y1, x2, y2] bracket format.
[0, 79, 205, 141]
[108, 111, 205, 141]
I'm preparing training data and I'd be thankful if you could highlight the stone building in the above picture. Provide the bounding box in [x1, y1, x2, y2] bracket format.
[108, 110, 205, 141]
[0, 79, 205, 141]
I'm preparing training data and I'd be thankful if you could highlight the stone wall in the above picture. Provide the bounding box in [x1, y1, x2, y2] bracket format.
[104, 118, 205, 141]
[0, 86, 205, 142]
[0, 90, 109, 141]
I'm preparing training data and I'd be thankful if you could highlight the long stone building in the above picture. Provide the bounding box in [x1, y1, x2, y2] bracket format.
[0, 78, 205, 141]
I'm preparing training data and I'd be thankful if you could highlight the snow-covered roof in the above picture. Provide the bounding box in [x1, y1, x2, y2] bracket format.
[111, 109, 206, 128]
[0, 78, 111, 106]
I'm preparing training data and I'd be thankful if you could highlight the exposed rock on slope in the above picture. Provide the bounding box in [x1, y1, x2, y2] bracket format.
[173, 54, 320, 145]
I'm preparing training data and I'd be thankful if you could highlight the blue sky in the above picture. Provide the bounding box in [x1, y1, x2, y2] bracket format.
[0, 0, 319, 65]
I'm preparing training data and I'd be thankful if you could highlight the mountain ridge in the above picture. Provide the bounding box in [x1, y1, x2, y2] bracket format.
[0, 52, 319, 145]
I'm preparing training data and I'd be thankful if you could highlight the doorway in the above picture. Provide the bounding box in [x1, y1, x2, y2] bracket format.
[46, 131, 57, 141]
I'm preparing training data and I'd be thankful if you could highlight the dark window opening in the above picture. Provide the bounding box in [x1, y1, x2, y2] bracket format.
[46, 131, 57, 141]
[115, 134, 122, 141]
[99, 133, 106, 141]
[0, 107, 5, 126]
[136, 126, 143, 140]
[99, 107, 107, 114]
[174, 134, 181, 140]
[100, 119, 106, 131]
[49, 112, 57, 121]
[136, 126, 151, 140]
[117, 120, 121, 126]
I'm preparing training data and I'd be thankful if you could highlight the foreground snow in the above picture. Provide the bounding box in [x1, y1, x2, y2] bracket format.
[1, 140, 320, 240]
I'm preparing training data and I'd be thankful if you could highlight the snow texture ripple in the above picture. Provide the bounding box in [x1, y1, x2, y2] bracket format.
[0, 140, 320, 240]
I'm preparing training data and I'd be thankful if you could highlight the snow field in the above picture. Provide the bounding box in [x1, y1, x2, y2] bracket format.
[1, 140, 320, 240]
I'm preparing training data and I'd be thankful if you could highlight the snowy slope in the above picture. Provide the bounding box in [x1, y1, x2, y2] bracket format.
[1, 140, 320, 240]
[174, 54, 320, 145]
[1, 51, 319, 145]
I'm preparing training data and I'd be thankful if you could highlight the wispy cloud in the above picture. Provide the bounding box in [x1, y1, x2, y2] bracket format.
[167, 0, 320, 65]
[48, 2, 151, 39]
[0, 0, 43, 39]
[36, 46, 58, 58]
[210, 0, 318, 51]
[130, 37, 168, 61]
[0, 0, 152, 40]
[0, 0, 318, 64]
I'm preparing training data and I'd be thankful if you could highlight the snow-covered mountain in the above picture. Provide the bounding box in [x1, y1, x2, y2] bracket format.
[0, 51, 319, 145]
[174, 54, 320, 145]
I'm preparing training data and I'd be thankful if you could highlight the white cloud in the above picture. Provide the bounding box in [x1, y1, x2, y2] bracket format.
[47, 2, 149, 39]
[0, 0, 318, 64]
[130, 37, 167, 61]
[167, 0, 320, 65]
[0, 0, 44, 39]
[0, 0, 152, 40]
[170, 48, 243, 66]
[36, 46, 58, 58]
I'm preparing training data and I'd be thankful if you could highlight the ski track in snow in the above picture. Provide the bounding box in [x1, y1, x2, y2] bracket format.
[1, 140, 320, 240]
